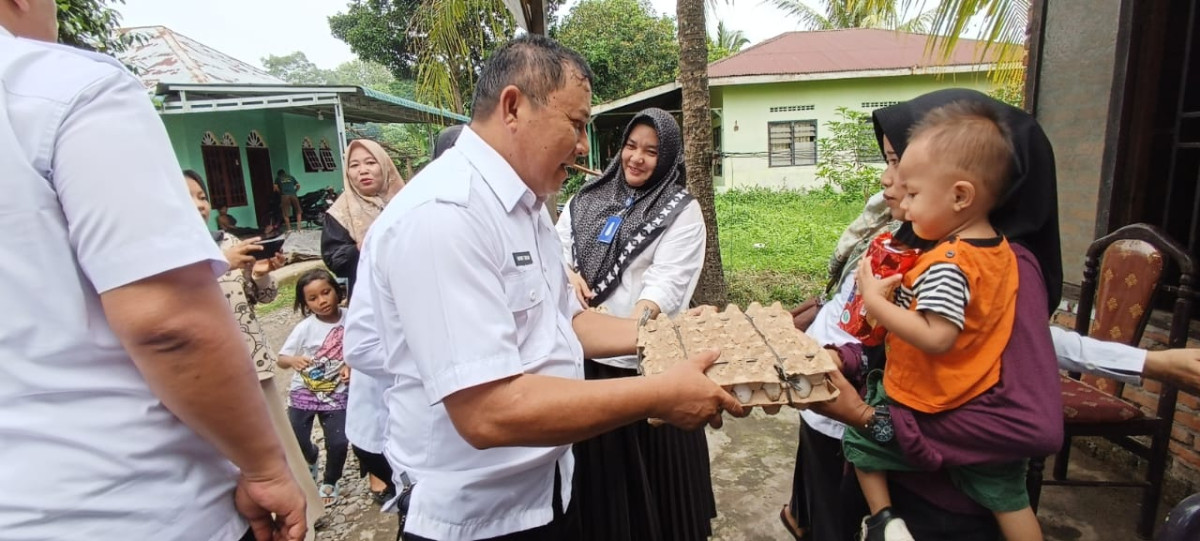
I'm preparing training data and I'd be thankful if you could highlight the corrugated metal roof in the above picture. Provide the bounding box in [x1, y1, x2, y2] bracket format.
[708, 28, 1001, 79]
[118, 26, 285, 89]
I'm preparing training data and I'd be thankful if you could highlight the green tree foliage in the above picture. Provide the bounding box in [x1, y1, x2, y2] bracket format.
[330, 59, 398, 90]
[261, 52, 331, 84]
[264, 51, 438, 172]
[551, 0, 678, 103]
[988, 80, 1024, 108]
[262, 52, 402, 92]
[57, 0, 136, 54]
[327, 0, 424, 81]
[815, 107, 884, 203]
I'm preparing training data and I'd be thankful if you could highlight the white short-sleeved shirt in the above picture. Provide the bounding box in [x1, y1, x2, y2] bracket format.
[0, 29, 244, 540]
[344, 258, 392, 454]
[800, 273, 859, 439]
[556, 198, 706, 369]
[362, 126, 584, 540]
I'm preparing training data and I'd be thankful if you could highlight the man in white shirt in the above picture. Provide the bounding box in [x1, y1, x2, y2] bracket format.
[0, 2, 305, 540]
[359, 34, 743, 541]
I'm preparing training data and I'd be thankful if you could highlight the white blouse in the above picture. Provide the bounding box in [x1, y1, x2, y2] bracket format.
[556, 198, 707, 369]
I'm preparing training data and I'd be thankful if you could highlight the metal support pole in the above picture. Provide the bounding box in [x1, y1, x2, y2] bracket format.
[334, 95, 348, 160]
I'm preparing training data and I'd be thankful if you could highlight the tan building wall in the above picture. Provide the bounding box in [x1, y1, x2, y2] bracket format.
[1034, 0, 1123, 287]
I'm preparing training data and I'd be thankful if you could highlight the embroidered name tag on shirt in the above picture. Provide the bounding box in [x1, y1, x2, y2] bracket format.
[513, 251, 534, 266]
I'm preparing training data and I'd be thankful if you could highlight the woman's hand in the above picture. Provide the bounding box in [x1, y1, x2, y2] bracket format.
[252, 252, 286, 279]
[567, 269, 595, 308]
[790, 297, 823, 332]
[339, 365, 351, 383]
[808, 369, 872, 427]
[225, 237, 263, 271]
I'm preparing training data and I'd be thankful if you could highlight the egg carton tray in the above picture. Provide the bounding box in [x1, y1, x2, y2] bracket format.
[637, 302, 840, 414]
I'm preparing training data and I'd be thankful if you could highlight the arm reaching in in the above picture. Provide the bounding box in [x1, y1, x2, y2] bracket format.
[102, 262, 307, 541]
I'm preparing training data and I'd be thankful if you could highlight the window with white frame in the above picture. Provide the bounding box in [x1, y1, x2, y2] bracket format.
[768, 120, 817, 167]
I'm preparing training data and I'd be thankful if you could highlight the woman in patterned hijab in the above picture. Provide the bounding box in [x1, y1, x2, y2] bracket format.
[556, 107, 714, 541]
[567, 107, 696, 307]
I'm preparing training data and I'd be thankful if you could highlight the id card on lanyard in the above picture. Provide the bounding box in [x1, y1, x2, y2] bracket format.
[597, 195, 635, 244]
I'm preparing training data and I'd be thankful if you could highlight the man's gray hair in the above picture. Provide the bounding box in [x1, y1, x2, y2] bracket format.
[470, 34, 594, 121]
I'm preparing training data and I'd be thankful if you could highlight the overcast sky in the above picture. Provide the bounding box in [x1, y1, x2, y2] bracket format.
[115, 0, 817, 70]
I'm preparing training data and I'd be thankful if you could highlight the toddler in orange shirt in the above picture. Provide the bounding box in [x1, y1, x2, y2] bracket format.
[844, 100, 1041, 541]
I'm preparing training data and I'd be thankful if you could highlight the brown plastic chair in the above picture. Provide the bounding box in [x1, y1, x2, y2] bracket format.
[1027, 223, 1195, 539]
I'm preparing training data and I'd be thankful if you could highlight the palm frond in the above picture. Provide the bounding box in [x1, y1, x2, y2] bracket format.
[764, 0, 834, 30]
[410, 0, 513, 114]
[716, 20, 751, 52]
[895, 7, 937, 33]
[869, 0, 1029, 86]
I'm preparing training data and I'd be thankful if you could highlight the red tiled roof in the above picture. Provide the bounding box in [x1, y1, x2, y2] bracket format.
[708, 28, 1000, 79]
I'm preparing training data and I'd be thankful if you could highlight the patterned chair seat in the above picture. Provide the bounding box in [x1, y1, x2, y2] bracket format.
[1060, 375, 1145, 423]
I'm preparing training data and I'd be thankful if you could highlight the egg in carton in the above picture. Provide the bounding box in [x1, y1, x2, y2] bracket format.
[637, 302, 840, 416]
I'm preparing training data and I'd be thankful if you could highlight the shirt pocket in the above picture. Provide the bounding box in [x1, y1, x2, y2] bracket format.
[503, 270, 548, 360]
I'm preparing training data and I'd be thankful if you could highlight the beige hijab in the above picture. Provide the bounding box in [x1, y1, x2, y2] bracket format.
[326, 139, 405, 243]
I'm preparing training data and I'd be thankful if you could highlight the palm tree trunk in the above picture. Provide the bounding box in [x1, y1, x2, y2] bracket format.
[677, 0, 727, 307]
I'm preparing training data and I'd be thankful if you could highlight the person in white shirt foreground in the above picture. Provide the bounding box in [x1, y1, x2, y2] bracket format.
[0, 2, 305, 540]
[343, 126, 465, 510]
[356, 34, 743, 541]
[556, 107, 714, 541]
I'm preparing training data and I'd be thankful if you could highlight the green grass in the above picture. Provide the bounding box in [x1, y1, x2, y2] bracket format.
[254, 189, 861, 313]
[258, 275, 299, 317]
[715, 188, 864, 307]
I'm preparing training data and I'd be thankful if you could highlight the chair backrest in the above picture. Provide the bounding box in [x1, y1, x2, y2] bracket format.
[1088, 239, 1165, 347]
[1073, 224, 1196, 405]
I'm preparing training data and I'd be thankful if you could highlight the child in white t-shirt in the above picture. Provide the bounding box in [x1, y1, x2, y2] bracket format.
[279, 269, 350, 506]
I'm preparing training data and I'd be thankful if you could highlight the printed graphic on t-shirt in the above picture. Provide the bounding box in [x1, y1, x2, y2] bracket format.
[289, 325, 348, 411]
[278, 176, 299, 196]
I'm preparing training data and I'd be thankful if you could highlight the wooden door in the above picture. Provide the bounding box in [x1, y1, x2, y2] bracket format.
[245, 147, 277, 229]
[201, 145, 247, 208]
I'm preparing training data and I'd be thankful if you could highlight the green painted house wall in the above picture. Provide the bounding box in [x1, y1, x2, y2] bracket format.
[161, 111, 344, 230]
[714, 72, 995, 191]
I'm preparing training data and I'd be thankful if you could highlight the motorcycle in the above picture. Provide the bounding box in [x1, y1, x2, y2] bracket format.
[299, 186, 338, 228]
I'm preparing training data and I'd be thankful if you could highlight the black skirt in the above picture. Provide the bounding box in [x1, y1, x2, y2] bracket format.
[573, 360, 716, 541]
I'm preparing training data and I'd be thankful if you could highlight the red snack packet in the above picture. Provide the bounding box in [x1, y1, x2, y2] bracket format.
[838, 232, 922, 346]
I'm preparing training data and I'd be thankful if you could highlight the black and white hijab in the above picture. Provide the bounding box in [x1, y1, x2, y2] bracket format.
[569, 108, 694, 307]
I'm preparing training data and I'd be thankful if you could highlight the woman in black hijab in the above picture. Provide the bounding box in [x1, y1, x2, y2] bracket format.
[555, 108, 713, 541]
[874, 88, 1063, 310]
[782, 88, 1063, 541]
